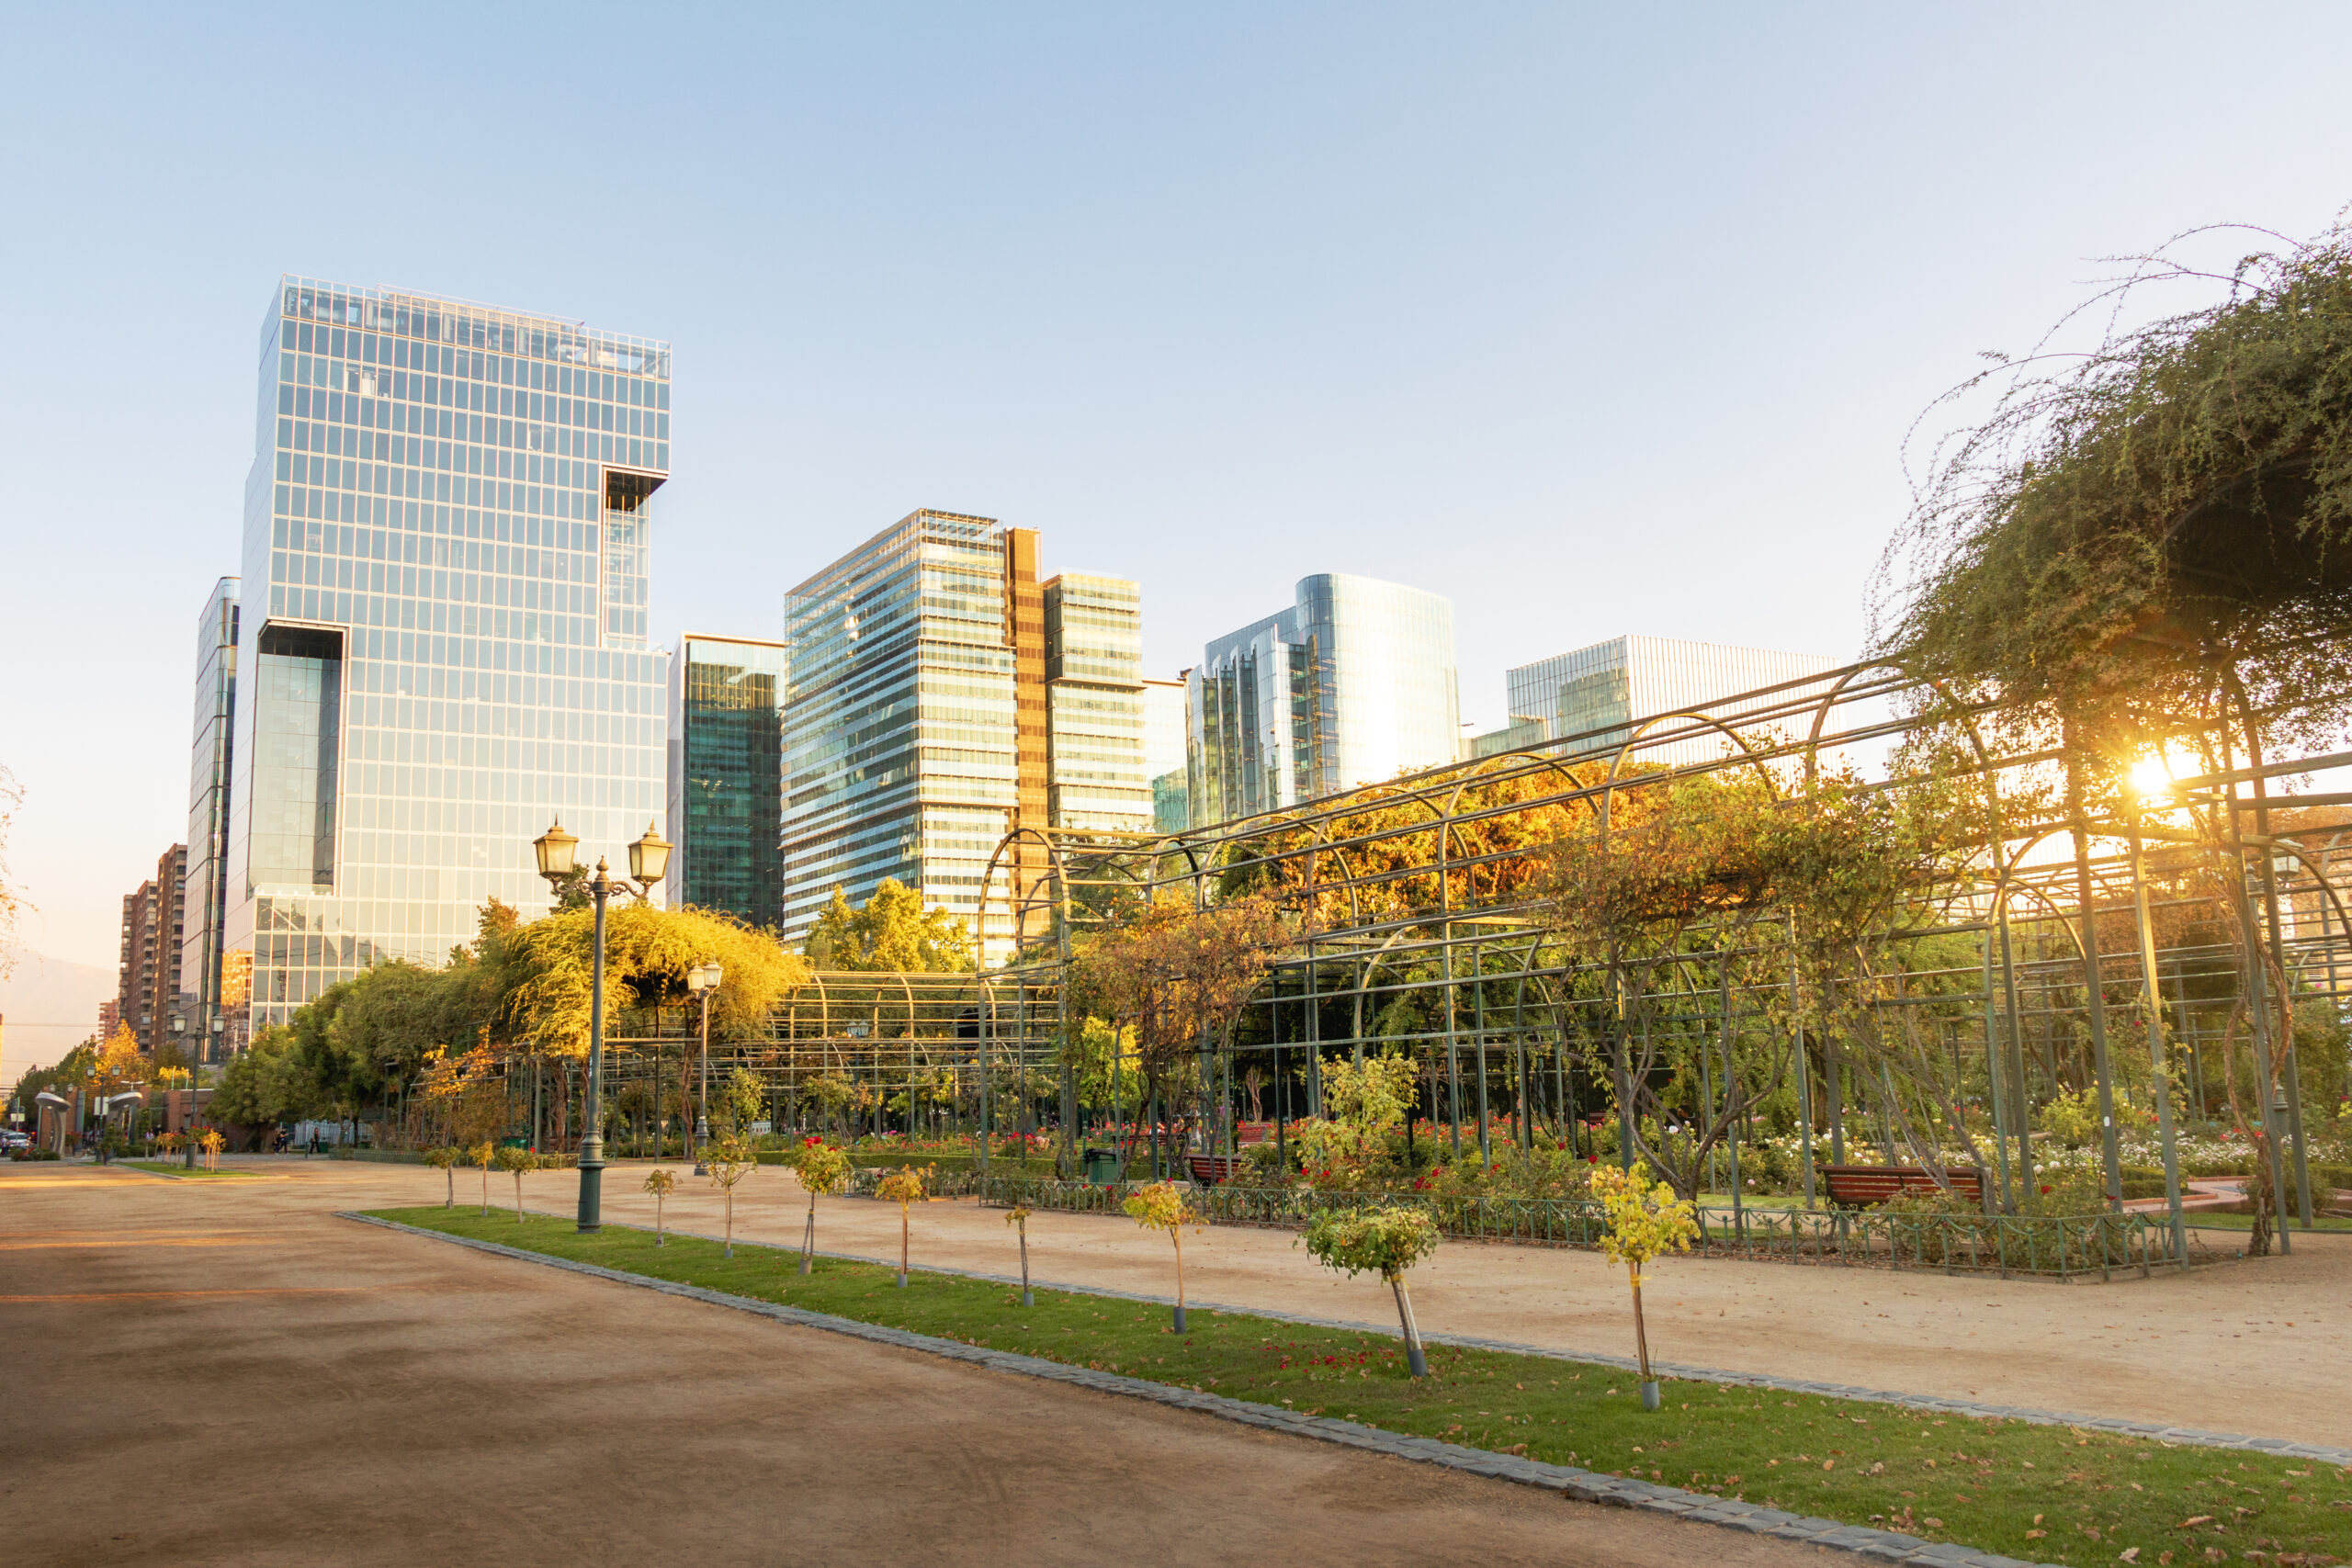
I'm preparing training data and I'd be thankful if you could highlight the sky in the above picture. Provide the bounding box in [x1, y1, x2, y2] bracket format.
[4, 3, 2350, 1078]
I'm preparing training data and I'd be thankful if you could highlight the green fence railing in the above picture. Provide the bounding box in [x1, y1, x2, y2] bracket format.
[968, 1176, 2179, 1280]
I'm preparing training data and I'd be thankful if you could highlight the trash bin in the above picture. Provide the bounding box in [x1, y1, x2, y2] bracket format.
[1081, 1147, 1120, 1185]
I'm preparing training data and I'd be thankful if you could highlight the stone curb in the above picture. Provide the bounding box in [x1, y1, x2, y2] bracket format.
[342, 1212, 2058, 1568]
[561, 1207, 2352, 1469]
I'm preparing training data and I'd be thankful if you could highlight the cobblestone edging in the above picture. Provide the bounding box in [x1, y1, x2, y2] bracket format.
[567, 1210, 2352, 1470]
[342, 1213, 2055, 1568]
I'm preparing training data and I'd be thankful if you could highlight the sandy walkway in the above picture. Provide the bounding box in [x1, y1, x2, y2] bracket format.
[0, 1161, 1835, 1567]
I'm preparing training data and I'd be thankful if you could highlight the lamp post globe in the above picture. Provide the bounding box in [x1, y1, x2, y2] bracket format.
[533, 818, 580, 884]
[628, 820, 672, 886]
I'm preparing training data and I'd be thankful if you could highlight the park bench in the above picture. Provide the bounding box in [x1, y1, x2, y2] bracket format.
[1820, 1164, 1984, 1209]
[1187, 1154, 1246, 1187]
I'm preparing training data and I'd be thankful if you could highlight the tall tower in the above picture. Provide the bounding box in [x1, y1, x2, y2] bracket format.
[182, 579, 239, 1060]
[221, 278, 672, 1041]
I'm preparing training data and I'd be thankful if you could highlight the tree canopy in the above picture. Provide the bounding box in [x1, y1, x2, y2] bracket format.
[1875, 220, 2352, 753]
[802, 879, 975, 972]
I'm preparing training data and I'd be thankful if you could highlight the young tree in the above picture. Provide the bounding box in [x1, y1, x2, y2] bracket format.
[794, 1140, 852, 1275]
[1589, 1162, 1699, 1410]
[494, 1144, 537, 1221]
[876, 1165, 929, 1287]
[198, 1129, 225, 1170]
[1121, 1179, 1200, 1333]
[1006, 1204, 1035, 1307]
[469, 1141, 497, 1215]
[803, 879, 976, 972]
[702, 1135, 755, 1258]
[642, 1167, 676, 1246]
[1301, 1205, 1441, 1376]
[425, 1145, 460, 1208]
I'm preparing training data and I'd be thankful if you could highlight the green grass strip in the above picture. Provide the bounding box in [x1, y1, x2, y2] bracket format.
[371, 1205, 2350, 1565]
[121, 1160, 257, 1179]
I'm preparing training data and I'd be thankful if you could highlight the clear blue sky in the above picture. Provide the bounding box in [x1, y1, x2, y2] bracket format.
[4, 3, 2349, 1074]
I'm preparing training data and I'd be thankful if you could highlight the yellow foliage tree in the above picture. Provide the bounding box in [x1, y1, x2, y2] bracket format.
[642, 1167, 676, 1246]
[1122, 1179, 1201, 1332]
[794, 1141, 852, 1276]
[876, 1165, 930, 1286]
[1589, 1162, 1700, 1407]
[469, 1141, 497, 1215]
[702, 1135, 755, 1258]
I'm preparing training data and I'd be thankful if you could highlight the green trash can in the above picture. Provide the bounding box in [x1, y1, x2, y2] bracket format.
[1082, 1146, 1120, 1186]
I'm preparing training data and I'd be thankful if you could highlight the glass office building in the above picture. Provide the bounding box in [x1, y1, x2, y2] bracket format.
[1142, 676, 1189, 833]
[1043, 574, 1149, 835]
[180, 579, 239, 1059]
[220, 277, 671, 1038]
[1187, 574, 1458, 824]
[1474, 635, 1838, 765]
[666, 634, 788, 930]
[784, 511, 1021, 957]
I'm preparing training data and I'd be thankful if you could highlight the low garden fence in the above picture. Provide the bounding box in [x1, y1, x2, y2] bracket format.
[968, 1174, 2187, 1281]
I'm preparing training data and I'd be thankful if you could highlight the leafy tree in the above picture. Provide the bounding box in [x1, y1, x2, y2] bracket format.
[425, 1145, 460, 1208]
[642, 1167, 676, 1246]
[702, 1135, 756, 1258]
[1301, 1205, 1440, 1376]
[1069, 897, 1290, 1172]
[209, 1028, 329, 1130]
[802, 879, 976, 972]
[1590, 1162, 1699, 1406]
[723, 1066, 765, 1136]
[793, 1139, 852, 1274]
[493, 1144, 538, 1221]
[876, 1165, 929, 1286]
[497, 901, 808, 1062]
[1121, 1179, 1200, 1332]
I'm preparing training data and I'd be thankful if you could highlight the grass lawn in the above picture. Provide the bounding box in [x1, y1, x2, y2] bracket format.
[373, 1204, 2349, 1565]
[123, 1160, 256, 1179]
[2180, 1212, 2352, 1235]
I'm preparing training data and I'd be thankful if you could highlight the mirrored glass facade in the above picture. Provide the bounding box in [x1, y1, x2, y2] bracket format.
[181, 578, 239, 1056]
[222, 277, 671, 1039]
[666, 634, 787, 930]
[784, 511, 1016, 955]
[1480, 635, 1838, 765]
[1186, 573, 1458, 824]
[1043, 574, 1148, 835]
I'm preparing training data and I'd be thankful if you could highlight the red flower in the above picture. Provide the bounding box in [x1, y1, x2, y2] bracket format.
[2039, 1184, 2052, 1194]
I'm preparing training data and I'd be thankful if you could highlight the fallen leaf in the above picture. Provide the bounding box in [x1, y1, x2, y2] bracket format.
[2177, 1517, 2214, 1529]
[2120, 1551, 2141, 1564]
[2028, 1530, 2048, 1540]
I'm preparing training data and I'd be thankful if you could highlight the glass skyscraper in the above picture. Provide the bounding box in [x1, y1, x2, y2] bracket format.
[1187, 574, 1459, 824]
[1043, 574, 1149, 835]
[666, 634, 788, 930]
[784, 512, 1022, 956]
[220, 277, 671, 1039]
[181, 579, 239, 1059]
[1470, 635, 1838, 765]
[782, 513, 1146, 961]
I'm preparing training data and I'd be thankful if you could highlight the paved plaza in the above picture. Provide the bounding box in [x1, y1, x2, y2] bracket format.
[6, 1160, 1852, 1567]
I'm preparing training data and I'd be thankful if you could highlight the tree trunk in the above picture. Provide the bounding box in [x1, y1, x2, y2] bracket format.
[1630, 1269, 1652, 1382]
[1390, 1271, 1427, 1377]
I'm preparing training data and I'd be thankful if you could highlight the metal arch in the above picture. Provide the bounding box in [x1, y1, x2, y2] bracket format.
[1800, 660, 1913, 795]
[1597, 708, 1786, 849]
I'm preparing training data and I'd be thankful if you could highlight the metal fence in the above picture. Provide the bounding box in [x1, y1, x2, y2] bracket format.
[967, 1174, 2184, 1280]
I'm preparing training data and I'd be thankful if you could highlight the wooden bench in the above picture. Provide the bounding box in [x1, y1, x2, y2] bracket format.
[1187, 1154, 1246, 1187]
[1820, 1164, 1984, 1209]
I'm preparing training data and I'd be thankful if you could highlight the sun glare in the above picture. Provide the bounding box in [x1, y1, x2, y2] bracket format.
[2130, 755, 2178, 800]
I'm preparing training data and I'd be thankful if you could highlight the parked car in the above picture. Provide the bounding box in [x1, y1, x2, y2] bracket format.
[0, 1131, 29, 1151]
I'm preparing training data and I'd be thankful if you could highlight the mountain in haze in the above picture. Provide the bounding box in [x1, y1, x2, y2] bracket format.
[0, 949, 115, 1083]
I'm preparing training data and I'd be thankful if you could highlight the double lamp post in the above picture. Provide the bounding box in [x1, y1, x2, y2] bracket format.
[533, 816, 671, 1234]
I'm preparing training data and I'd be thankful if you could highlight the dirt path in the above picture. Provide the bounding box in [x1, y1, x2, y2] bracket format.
[0, 1162, 1837, 1567]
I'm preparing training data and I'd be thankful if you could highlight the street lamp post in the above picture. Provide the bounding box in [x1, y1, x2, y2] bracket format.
[687, 962, 723, 1173]
[535, 817, 672, 1233]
